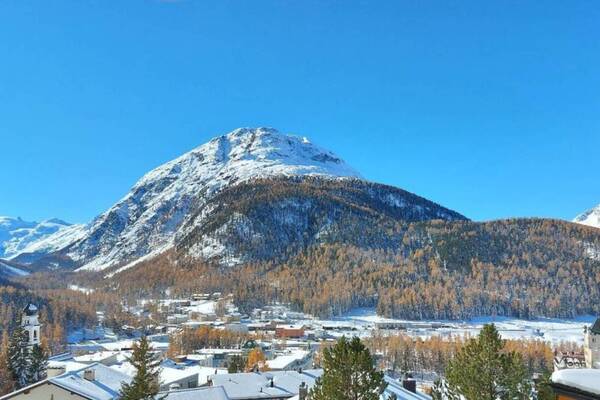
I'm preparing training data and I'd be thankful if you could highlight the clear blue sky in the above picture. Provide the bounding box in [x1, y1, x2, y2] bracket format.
[1, 1, 599, 223]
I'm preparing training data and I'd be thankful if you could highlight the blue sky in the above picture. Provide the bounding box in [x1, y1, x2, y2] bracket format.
[1, 1, 598, 223]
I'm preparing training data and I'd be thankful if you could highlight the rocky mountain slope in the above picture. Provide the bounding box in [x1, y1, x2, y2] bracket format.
[11, 127, 466, 272]
[574, 204, 600, 229]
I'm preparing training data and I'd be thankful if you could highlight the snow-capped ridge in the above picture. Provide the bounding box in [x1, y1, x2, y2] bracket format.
[7, 127, 463, 274]
[0, 217, 74, 259]
[573, 204, 600, 229]
[45, 127, 360, 272]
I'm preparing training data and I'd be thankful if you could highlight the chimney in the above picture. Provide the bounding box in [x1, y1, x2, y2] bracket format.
[402, 375, 416, 393]
[83, 369, 95, 381]
[299, 382, 308, 400]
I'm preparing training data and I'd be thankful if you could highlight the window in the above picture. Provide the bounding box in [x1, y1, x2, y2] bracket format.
[34, 330, 37, 339]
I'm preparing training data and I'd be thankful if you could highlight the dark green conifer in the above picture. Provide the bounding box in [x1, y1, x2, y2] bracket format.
[310, 336, 385, 400]
[119, 336, 162, 400]
[26, 344, 48, 384]
[445, 324, 530, 400]
[7, 325, 29, 389]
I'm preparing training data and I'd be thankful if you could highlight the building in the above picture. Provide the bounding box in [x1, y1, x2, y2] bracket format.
[555, 351, 587, 371]
[159, 386, 230, 400]
[275, 325, 305, 339]
[268, 350, 310, 371]
[551, 369, 600, 399]
[584, 318, 600, 369]
[209, 369, 323, 400]
[22, 303, 41, 349]
[0, 363, 131, 400]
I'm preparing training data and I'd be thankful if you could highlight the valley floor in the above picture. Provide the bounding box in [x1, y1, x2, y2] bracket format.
[317, 307, 595, 345]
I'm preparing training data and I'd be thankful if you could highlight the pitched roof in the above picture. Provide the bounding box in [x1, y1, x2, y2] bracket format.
[158, 386, 230, 400]
[552, 369, 600, 398]
[0, 363, 131, 400]
[210, 369, 323, 400]
[590, 318, 600, 335]
[383, 376, 432, 400]
[22, 303, 38, 316]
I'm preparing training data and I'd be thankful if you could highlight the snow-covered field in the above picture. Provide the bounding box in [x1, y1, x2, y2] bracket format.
[319, 308, 595, 345]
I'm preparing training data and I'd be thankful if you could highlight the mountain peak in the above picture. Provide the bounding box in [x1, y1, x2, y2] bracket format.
[574, 204, 600, 229]
[8, 127, 464, 273]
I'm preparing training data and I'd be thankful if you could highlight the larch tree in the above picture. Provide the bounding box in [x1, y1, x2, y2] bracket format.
[0, 330, 15, 395]
[310, 336, 385, 400]
[245, 347, 269, 372]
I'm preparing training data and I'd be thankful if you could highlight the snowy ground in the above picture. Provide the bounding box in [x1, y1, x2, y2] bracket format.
[318, 308, 595, 345]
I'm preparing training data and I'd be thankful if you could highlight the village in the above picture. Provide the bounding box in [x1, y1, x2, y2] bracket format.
[2, 292, 600, 400]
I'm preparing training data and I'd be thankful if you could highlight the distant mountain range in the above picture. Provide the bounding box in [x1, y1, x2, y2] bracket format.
[0, 217, 75, 259]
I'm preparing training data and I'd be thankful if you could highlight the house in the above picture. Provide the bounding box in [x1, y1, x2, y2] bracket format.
[158, 386, 230, 400]
[275, 325, 305, 339]
[209, 369, 323, 400]
[382, 376, 431, 400]
[194, 348, 243, 368]
[551, 369, 600, 399]
[0, 363, 131, 400]
[267, 350, 310, 371]
[555, 351, 587, 371]
[74, 351, 119, 366]
[584, 318, 600, 369]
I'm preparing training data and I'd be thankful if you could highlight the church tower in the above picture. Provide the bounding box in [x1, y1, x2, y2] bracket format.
[584, 318, 600, 369]
[21, 303, 41, 349]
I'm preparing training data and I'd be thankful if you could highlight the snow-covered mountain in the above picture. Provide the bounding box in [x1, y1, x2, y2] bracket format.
[0, 217, 75, 259]
[10, 127, 466, 272]
[574, 204, 600, 229]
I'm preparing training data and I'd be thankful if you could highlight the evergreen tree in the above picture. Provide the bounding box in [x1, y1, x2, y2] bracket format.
[445, 324, 531, 400]
[7, 325, 29, 389]
[26, 344, 48, 384]
[534, 372, 555, 400]
[309, 336, 385, 400]
[119, 336, 162, 400]
[227, 355, 246, 373]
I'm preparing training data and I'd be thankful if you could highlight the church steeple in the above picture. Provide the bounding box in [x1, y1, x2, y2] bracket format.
[21, 303, 41, 348]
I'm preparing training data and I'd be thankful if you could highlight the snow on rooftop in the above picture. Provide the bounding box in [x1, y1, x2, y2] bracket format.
[267, 349, 309, 370]
[552, 369, 600, 395]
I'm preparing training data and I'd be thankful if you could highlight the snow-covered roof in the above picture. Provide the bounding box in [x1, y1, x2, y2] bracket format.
[111, 362, 226, 387]
[383, 376, 431, 400]
[210, 369, 323, 400]
[158, 386, 230, 400]
[267, 350, 309, 370]
[552, 369, 600, 396]
[40, 363, 130, 400]
[74, 351, 118, 363]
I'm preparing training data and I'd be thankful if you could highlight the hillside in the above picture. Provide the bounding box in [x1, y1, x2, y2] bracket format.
[95, 218, 600, 320]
